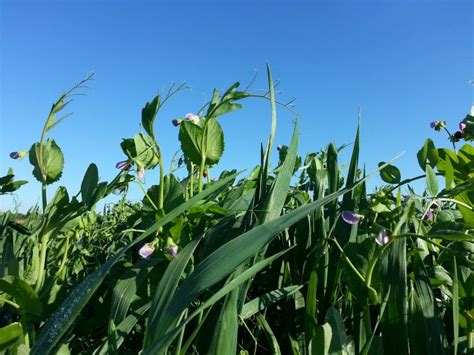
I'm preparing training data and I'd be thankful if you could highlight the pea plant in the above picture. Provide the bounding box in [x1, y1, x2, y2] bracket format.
[0, 66, 472, 355]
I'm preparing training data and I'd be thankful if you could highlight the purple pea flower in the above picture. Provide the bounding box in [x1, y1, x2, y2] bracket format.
[341, 210, 363, 225]
[375, 230, 390, 246]
[172, 118, 181, 127]
[165, 245, 178, 258]
[185, 113, 199, 124]
[424, 209, 433, 222]
[116, 160, 131, 171]
[9, 151, 27, 160]
[138, 243, 155, 258]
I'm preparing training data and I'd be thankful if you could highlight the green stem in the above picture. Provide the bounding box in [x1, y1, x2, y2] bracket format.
[0, 297, 20, 309]
[55, 235, 70, 281]
[189, 163, 195, 198]
[157, 146, 165, 211]
[35, 230, 50, 292]
[443, 127, 457, 152]
[330, 237, 365, 284]
[41, 183, 47, 214]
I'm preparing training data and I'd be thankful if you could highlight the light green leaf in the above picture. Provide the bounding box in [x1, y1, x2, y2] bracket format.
[378, 162, 401, 184]
[29, 139, 64, 184]
[426, 164, 439, 197]
[0, 323, 22, 352]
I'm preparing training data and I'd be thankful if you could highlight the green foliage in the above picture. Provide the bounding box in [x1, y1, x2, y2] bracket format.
[2, 71, 472, 355]
[29, 139, 64, 184]
[0, 168, 27, 194]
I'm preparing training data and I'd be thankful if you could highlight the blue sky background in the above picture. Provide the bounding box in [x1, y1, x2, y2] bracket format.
[1, 0, 473, 212]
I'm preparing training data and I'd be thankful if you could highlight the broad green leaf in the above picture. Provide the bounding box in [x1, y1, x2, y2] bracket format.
[81, 163, 99, 206]
[29, 139, 64, 184]
[179, 120, 203, 165]
[141, 95, 160, 139]
[311, 323, 332, 355]
[143, 174, 185, 213]
[417, 138, 438, 171]
[426, 164, 439, 197]
[0, 323, 22, 352]
[378, 162, 401, 184]
[204, 117, 224, 165]
[0, 276, 42, 316]
[134, 133, 159, 169]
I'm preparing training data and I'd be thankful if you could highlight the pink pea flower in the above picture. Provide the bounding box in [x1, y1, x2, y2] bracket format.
[459, 122, 467, 132]
[137, 168, 145, 181]
[185, 113, 199, 124]
[116, 160, 131, 171]
[139, 243, 155, 258]
[9, 151, 27, 160]
[341, 211, 364, 225]
[375, 230, 390, 246]
[165, 245, 178, 258]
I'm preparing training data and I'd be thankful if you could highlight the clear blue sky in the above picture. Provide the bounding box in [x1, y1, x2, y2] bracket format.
[1, 0, 473, 211]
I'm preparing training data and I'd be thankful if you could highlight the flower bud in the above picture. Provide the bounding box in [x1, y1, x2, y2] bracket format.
[375, 230, 390, 246]
[9, 151, 27, 160]
[116, 160, 131, 171]
[341, 210, 363, 225]
[138, 243, 155, 258]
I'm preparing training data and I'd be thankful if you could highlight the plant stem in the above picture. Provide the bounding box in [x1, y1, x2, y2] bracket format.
[35, 230, 50, 292]
[157, 146, 165, 211]
[189, 163, 194, 198]
[41, 183, 47, 214]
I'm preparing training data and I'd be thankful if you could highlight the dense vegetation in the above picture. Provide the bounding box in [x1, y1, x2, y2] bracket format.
[1, 67, 473, 354]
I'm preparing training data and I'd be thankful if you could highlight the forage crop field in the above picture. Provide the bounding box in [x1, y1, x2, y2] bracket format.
[0, 67, 473, 354]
